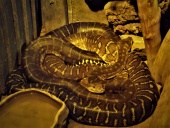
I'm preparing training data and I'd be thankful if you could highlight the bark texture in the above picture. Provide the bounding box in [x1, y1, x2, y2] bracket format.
[137, 0, 162, 70]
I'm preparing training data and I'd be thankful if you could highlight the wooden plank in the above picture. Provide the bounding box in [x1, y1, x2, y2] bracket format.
[11, 0, 23, 65]
[22, 0, 33, 45]
[40, 0, 68, 36]
[13, 0, 25, 48]
[31, 0, 38, 39]
[67, 0, 108, 24]
[0, 0, 17, 93]
[0, 0, 16, 71]
[33, 0, 42, 37]
[0, 0, 38, 93]
[0, 15, 7, 94]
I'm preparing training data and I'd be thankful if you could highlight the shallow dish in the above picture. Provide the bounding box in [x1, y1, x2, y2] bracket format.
[0, 88, 69, 128]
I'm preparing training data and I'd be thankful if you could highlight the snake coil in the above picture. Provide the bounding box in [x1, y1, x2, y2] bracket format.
[5, 22, 159, 127]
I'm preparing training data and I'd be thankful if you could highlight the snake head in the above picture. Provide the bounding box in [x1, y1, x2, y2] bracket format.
[80, 77, 105, 94]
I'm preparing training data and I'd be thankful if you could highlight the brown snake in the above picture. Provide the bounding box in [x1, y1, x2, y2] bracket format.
[5, 22, 159, 127]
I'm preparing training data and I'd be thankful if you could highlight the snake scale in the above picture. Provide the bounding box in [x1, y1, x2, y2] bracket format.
[5, 22, 159, 127]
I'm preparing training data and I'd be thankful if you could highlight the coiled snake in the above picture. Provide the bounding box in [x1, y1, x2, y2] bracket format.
[5, 22, 159, 127]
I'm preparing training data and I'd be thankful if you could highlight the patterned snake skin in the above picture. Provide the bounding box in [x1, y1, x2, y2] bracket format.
[5, 22, 159, 127]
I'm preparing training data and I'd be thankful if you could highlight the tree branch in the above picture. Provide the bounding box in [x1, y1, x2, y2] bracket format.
[137, 0, 161, 70]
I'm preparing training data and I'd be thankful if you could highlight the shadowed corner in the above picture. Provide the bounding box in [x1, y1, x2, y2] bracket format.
[84, 0, 112, 11]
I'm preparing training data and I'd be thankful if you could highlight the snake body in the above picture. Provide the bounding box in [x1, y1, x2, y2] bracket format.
[5, 22, 159, 127]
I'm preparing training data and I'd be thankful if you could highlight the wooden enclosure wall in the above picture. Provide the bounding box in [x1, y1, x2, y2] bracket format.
[40, 0, 107, 35]
[0, 0, 41, 94]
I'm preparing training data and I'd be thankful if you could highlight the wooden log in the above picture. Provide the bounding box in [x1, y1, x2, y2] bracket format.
[151, 29, 170, 84]
[147, 30, 170, 127]
[136, 0, 162, 71]
[136, 1, 170, 127]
